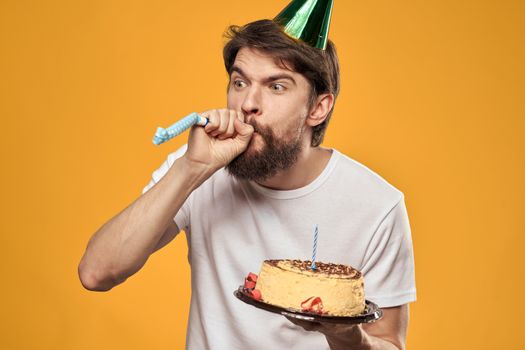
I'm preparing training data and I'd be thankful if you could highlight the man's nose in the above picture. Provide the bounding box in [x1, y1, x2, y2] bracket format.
[241, 85, 262, 116]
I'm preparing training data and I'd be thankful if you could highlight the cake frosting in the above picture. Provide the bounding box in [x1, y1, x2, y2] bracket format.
[252, 259, 365, 316]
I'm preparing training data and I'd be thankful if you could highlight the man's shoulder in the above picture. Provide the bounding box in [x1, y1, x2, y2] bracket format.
[331, 148, 404, 204]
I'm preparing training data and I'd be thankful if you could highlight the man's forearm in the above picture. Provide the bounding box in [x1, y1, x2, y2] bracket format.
[78, 157, 212, 291]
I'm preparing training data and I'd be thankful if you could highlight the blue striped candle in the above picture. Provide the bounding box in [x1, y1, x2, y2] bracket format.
[311, 224, 318, 270]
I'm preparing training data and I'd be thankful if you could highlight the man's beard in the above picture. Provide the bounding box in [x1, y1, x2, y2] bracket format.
[226, 120, 303, 182]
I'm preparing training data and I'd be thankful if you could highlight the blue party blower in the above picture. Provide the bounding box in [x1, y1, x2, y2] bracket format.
[153, 112, 209, 145]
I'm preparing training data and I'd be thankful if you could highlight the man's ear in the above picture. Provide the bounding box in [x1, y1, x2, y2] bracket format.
[306, 93, 335, 127]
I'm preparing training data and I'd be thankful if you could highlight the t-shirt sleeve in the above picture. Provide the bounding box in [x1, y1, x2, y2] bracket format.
[361, 197, 417, 307]
[141, 144, 191, 232]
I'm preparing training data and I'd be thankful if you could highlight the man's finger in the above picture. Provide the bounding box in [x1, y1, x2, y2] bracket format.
[211, 110, 229, 137]
[237, 110, 245, 123]
[204, 110, 220, 133]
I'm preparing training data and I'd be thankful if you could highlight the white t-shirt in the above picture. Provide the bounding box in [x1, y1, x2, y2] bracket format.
[142, 145, 416, 350]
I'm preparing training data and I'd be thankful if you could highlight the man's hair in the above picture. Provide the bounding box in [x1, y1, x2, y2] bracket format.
[223, 19, 340, 147]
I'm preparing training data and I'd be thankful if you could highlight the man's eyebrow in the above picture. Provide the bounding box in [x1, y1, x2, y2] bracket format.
[264, 74, 297, 86]
[230, 66, 297, 86]
[230, 66, 246, 78]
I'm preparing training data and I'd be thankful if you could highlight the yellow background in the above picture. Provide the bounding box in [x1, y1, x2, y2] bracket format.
[1, 0, 523, 349]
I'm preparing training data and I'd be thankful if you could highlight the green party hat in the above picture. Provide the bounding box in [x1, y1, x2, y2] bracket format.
[273, 0, 334, 50]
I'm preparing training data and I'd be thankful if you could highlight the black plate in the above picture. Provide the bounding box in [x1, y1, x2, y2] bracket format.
[234, 286, 383, 324]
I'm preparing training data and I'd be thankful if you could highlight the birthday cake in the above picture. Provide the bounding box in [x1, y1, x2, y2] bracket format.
[244, 259, 365, 316]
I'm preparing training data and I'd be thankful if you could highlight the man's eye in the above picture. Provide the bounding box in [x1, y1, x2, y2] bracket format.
[271, 83, 285, 91]
[233, 80, 246, 88]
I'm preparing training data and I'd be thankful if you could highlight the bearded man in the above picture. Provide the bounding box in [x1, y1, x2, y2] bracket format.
[79, 2, 416, 349]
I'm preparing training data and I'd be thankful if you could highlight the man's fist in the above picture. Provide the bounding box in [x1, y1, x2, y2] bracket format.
[183, 108, 255, 174]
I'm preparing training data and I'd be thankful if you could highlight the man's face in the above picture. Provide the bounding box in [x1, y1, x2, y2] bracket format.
[225, 47, 313, 181]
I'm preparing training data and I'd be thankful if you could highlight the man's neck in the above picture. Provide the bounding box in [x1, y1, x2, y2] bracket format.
[255, 146, 333, 191]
